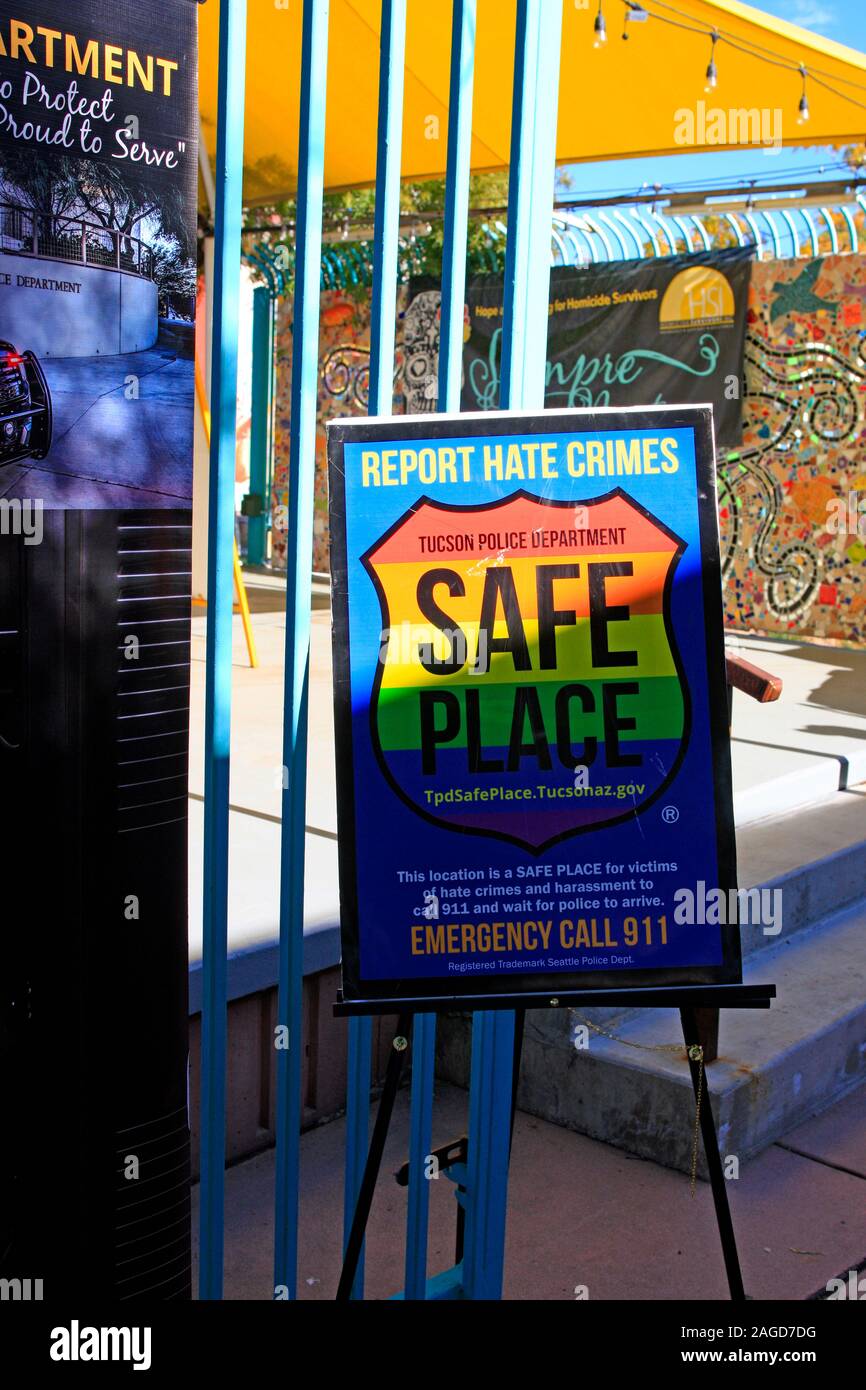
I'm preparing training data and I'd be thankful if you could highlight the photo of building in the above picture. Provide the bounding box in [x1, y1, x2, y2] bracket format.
[0, 3, 196, 506]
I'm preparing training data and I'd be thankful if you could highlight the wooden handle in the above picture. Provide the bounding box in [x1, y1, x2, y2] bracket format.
[725, 654, 783, 703]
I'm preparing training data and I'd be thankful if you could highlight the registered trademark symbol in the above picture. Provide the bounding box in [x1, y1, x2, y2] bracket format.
[662, 806, 679, 824]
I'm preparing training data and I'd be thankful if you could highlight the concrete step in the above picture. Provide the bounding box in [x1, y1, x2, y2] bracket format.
[436, 792, 866, 1173]
[505, 902, 866, 1178]
[737, 800, 866, 959]
[541, 789, 866, 1035]
[731, 738, 866, 826]
[738, 842, 866, 957]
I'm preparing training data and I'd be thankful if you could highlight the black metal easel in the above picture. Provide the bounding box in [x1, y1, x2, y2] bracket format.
[336, 1011, 412, 1302]
[335, 982, 775, 1302]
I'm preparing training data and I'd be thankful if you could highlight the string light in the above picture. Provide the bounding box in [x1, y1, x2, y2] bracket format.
[593, 1, 607, 48]
[615, 0, 866, 117]
[798, 65, 810, 124]
[704, 30, 718, 92]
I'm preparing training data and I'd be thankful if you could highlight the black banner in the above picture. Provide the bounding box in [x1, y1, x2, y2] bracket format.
[0, 2, 196, 1305]
[407, 249, 752, 447]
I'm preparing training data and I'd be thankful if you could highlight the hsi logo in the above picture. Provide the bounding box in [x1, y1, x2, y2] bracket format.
[659, 267, 735, 333]
[49, 1320, 152, 1371]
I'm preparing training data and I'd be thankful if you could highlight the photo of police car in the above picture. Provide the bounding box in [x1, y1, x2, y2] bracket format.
[0, 340, 52, 467]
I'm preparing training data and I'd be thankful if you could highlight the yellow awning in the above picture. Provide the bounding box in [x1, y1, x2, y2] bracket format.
[197, 0, 866, 204]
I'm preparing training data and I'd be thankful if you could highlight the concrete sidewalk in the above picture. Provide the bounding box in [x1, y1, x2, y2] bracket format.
[192, 1079, 866, 1301]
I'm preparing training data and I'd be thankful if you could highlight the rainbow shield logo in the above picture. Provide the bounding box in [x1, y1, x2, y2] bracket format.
[363, 490, 690, 852]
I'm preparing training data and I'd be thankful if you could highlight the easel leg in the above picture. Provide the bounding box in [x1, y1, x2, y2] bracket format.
[336, 1012, 412, 1301]
[692, 1006, 720, 1063]
[680, 1007, 745, 1302]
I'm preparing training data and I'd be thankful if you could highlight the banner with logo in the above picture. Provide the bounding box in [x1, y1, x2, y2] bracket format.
[328, 406, 740, 1009]
[0, 1, 197, 508]
[405, 249, 752, 447]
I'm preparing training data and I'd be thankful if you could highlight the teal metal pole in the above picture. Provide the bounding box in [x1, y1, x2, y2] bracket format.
[199, 0, 248, 1302]
[402, 0, 477, 1302]
[463, 1010, 516, 1299]
[403, 1012, 436, 1299]
[248, 284, 274, 565]
[367, 0, 406, 417]
[461, 0, 563, 1304]
[438, 0, 476, 412]
[343, 0, 407, 1300]
[266, 294, 278, 529]
[499, 0, 562, 412]
[273, 0, 330, 1300]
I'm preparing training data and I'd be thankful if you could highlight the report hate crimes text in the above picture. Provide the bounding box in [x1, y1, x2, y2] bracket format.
[360, 433, 684, 488]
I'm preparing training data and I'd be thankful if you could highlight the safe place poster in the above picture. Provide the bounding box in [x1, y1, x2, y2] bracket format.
[329, 407, 740, 1006]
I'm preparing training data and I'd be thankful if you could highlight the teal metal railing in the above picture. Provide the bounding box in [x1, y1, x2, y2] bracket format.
[272, 0, 331, 1301]
[197, 0, 565, 1304]
[200, 0, 247, 1302]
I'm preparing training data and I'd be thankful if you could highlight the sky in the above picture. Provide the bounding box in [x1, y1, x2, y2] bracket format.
[559, 0, 866, 206]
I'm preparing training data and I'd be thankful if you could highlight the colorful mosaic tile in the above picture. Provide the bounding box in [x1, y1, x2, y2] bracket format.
[272, 256, 866, 644]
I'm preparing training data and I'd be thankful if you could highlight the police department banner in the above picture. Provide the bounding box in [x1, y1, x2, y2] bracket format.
[0, 1, 197, 506]
[406, 249, 752, 448]
[328, 405, 740, 1008]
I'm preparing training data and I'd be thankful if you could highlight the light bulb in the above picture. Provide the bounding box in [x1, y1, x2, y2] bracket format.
[703, 32, 719, 94]
[797, 67, 809, 125]
[593, 12, 607, 47]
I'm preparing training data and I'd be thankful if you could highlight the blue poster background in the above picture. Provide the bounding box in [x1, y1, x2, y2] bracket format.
[340, 419, 727, 985]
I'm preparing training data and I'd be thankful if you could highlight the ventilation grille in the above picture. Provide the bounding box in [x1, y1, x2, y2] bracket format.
[114, 1104, 191, 1301]
[0, 539, 20, 754]
[115, 511, 192, 836]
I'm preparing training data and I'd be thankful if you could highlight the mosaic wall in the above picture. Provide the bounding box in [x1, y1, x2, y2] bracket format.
[721, 254, 866, 645]
[271, 255, 866, 644]
[271, 287, 409, 572]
